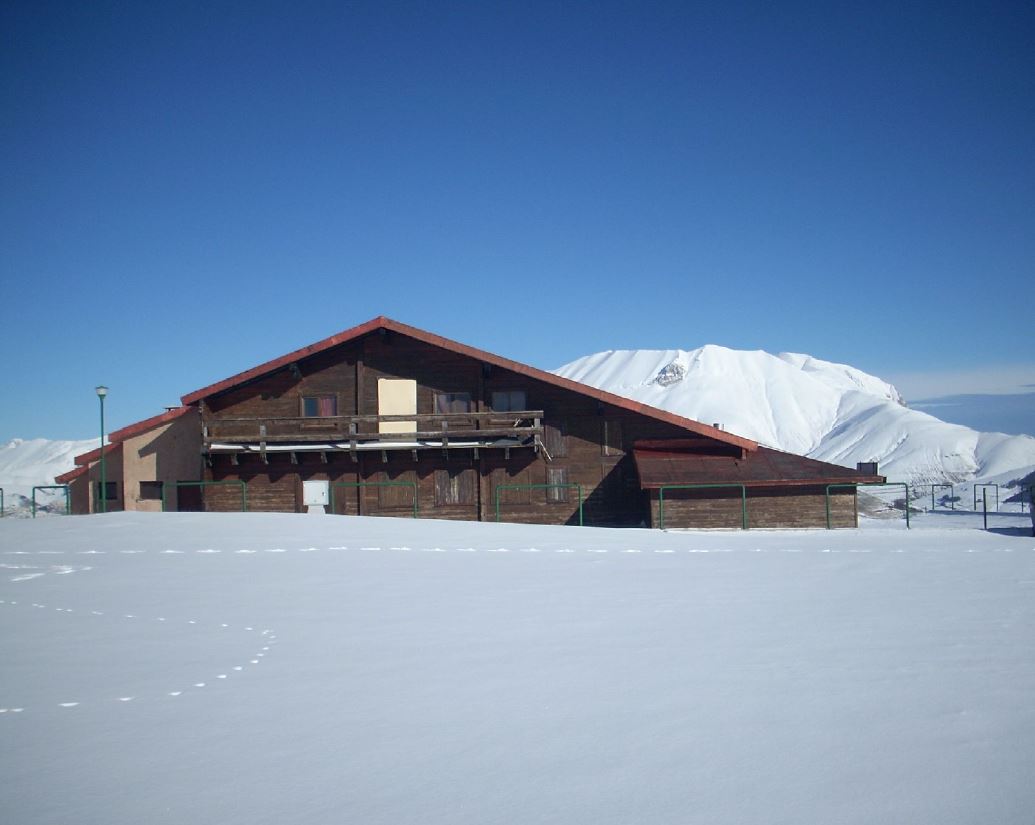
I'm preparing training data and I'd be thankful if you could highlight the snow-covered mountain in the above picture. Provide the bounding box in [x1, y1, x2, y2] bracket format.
[0, 437, 97, 515]
[554, 346, 1035, 487]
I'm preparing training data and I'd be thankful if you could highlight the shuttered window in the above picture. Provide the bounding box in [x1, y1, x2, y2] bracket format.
[543, 422, 568, 458]
[377, 471, 417, 509]
[435, 468, 476, 506]
[546, 467, 569, 503]
[493, 467, 531, 504]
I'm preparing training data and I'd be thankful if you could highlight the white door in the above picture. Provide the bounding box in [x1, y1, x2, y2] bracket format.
[378, 378, 417, 434]
[302, 480, 329, 506]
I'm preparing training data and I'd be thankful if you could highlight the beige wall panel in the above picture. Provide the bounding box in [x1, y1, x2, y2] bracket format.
[377, 378, 417, 433]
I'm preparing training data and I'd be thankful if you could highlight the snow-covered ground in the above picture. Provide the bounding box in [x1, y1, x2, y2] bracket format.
[555, 346, 1035, 487]
[2, 511, 1034, 824]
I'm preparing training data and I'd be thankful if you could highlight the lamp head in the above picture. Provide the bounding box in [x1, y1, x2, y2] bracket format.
[95, 385, 108, 398]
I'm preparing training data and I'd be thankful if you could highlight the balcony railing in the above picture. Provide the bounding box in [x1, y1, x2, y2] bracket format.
[204, 410, 544, 445]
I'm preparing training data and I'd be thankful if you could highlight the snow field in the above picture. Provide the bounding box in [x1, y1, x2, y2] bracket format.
[2, 512, 1035, 825]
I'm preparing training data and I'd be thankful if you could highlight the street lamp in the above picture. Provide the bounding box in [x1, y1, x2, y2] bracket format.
[96, 386, 108, 514]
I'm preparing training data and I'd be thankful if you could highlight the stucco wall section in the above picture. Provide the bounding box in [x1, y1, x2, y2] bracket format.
[122, 412, 203, 511]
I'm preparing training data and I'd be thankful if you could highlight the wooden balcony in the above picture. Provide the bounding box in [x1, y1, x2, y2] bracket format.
[204, 410, 544, 447]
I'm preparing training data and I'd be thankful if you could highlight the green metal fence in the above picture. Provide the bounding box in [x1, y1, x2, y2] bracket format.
[657, 483, 748, 530]
[973, 483, 998, 512]
[827, 482, 910, 529]
[162, 480, 248, 512]
[330, 481, 418, 518]
[494, 483, 584, 526]
[31, 485, 71, 518]
[927, 483, 954, 510]
[0, 487, 4, 517]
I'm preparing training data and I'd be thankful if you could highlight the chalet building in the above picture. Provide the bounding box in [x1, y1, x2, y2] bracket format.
[59, 317, 883, 528]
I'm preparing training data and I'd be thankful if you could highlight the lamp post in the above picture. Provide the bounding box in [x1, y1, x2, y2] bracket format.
[96, 386, 108, 513]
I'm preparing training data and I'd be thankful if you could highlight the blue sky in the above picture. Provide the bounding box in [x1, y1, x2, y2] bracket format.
[2, 1, 1033, 441]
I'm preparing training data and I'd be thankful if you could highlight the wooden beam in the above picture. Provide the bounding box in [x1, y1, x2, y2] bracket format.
[230, 453, 239, 466]
[320, 451, 328, 464]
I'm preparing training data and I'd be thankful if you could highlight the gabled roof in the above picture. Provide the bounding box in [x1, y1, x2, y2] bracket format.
[180, 316, 758, 452]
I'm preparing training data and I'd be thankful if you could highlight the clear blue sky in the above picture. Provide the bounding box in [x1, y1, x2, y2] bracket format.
[2, 1, 1033, 441]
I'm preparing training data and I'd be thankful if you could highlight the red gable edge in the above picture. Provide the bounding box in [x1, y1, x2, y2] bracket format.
[180, 316, 758, 452]
[55, 464, 89, 484]
[108, 406, 192, 443]
[69, 407, 192, 469]
[73, 441, 122, 466]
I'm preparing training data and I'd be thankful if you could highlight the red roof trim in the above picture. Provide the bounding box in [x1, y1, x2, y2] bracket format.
[70, 407, 193, 467]
[180, 316, 758, 452]
[55, 464, 89, 484]
[108, 406, 192, 443]
[74, 441, 123, 466]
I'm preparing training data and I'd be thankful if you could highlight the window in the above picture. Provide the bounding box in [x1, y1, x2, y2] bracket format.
[491, 390, 527, 412]
[546, 467, 569, 502]
[543, 421, 568, 458]
[435, 468, 476, 506]
[95, 481, 117, 501]
[434, 392, 472, 414]
[302, 395, 337, 417]
[139, 481, 164, 500]
[493, 467, 531, 504]
[377, 470, 417, 509]
[602, 420, 623, 456]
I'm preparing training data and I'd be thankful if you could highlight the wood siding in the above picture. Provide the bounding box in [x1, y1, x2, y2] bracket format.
[197, 330, 861, 528]
[649, 486, 858, 529]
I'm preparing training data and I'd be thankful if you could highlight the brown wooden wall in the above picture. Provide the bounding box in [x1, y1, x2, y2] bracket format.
[198, 331, 705, 525]
[197, 330, 854, 528]
[648, 485, 857, 529]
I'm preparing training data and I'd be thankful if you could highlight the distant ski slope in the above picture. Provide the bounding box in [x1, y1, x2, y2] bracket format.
[555, 346, 1035, 485]
[0, 437, 97, 512]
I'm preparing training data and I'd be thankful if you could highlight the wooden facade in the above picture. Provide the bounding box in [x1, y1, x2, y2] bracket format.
[176, 317, 883, 528]
[59, 317, 884, 527]
[195, 329, 696, 525]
